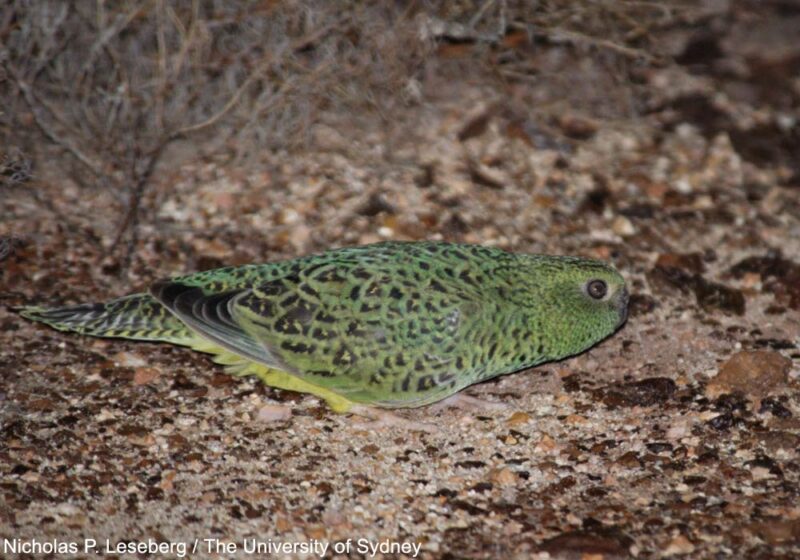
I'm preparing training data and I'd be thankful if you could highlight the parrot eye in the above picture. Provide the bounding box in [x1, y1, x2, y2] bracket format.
[586, 279, 608, 300]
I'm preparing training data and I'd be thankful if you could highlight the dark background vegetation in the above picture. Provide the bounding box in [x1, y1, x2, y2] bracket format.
[2, 0, 710, 266]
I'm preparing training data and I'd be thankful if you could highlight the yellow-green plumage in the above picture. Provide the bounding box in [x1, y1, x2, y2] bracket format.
[20, 241, 628, 412]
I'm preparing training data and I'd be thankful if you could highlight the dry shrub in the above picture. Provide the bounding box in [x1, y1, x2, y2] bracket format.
[0, 1, 436, 258]
[1, 2, 435, 172]
[0, 1, 695, 165]
[0, 0, 693, 260]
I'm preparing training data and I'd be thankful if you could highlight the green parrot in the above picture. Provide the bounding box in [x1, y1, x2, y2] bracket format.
[19, 242, 628, 415]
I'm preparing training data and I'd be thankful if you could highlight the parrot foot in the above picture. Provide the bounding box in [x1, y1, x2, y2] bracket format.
[348, 405, 438, 433]
[429, 393, 509, 414]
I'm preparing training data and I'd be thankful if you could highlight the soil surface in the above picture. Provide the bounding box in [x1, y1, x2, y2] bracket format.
[2, 2, 800, 559]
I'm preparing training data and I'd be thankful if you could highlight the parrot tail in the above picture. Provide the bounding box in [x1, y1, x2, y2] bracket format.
[18, 293, 196, 346]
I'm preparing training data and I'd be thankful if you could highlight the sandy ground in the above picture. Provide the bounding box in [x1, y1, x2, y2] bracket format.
[2, 3, 800, 560]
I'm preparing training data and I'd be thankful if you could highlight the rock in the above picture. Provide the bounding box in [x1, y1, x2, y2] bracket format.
[357, 192, 396, 217]
[692, 276, 746, 316]
[306, 525, 327, 540]
[506, 411, 531, 426]
[706, 350, 791, 400]
[256, 404, 293, 422]
[615, 451, 641, 468]
[758, 396, 793, 418]
[539, 528, 632, 558]
[729, 251, 800, 310]
[565, 414, 589, 425]
[748, 519, 800, 545]
[666, 419, 691, 440]
[612, 216, 636, 237]
[647, 254, 745, 315]
[558, 114, 598, 140]
[758, 430, 800, 452]
[489, 467, 517, 487]
[597, 377, 677, 408]
[664, 535, 695, 555]
[133, 367, 160, 386]
[655, 252, 705, 274]
[113, 351, 147, 368]
[535, 434, 557, 453]
[628, 293, 658, 317]
[579, 184, 611, 214]
[647, 262, 695, 295]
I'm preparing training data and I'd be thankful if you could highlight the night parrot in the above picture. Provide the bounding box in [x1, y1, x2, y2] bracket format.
[20, 242, 629, 417]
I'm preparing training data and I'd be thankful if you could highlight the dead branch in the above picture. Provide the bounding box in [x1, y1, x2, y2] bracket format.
[6, 64, 106, 177]
[108, 136, 170, 268]
[77, 3, 143, 86]
[172, 15, 347, 139]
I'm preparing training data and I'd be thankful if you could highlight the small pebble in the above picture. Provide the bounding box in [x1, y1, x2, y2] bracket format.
[113, 351, 147, 368]
[133, 367, 160, 386]
[257, 404, 293, 422]
[489, 467, 517, 487]
[664, 535, 695, 555]
[506, 411, 531, 425]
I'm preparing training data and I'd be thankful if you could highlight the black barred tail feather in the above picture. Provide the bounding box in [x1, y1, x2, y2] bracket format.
[19, 293, 196, 346]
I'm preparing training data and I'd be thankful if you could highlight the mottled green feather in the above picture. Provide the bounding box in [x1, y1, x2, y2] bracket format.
[19, 241, 628, 411]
